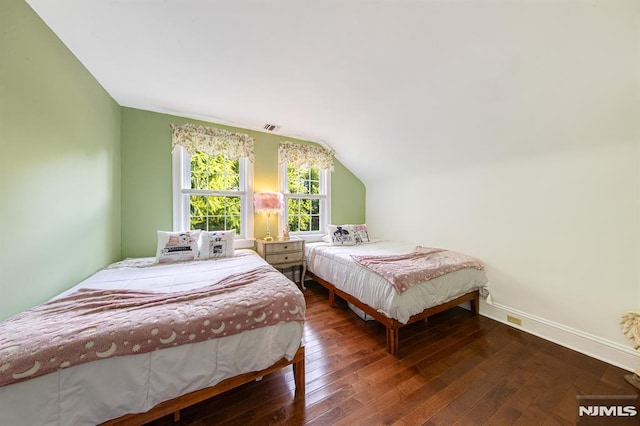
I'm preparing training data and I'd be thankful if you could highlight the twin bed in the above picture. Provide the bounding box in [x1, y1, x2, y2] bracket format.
[305, 239, 489, 356]
[0, 250, 305, 425]
[0, 232, 489, 425]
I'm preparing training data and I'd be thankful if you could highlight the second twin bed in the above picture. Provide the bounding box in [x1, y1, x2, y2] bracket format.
[305, 239, 490, 356]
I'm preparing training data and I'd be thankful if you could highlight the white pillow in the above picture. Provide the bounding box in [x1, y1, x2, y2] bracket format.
[328, 224, 356, 246]
[349, 224, 371, 244]
[155, 230, 201, 264]
[197, 229, 236, 259]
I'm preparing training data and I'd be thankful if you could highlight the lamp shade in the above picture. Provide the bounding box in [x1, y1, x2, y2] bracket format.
[254, 192, 283, 214]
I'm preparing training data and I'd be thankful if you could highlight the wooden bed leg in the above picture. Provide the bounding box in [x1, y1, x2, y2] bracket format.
[173, 410, 180, 422]
[471, 296, 479, 316]
[329, 289, 336, 308]
[292, 347, 305, 397]
[386, 327, 399, 356]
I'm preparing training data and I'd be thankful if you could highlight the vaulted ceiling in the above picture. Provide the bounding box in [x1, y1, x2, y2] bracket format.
[25, 0, 636, 183]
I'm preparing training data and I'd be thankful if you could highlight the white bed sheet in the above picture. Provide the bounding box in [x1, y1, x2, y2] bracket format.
[0, 250, 303, 426]
[305, 241, 489, 324]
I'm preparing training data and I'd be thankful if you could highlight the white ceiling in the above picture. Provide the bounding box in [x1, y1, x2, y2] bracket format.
[25, 0, 636, 184]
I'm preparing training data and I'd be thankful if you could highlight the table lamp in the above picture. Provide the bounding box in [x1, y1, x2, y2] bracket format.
[254, 192, 284, 241]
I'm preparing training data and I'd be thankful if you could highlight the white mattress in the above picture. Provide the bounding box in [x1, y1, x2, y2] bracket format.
[0, 250, 303, 426]
[306, 241, 489, 324]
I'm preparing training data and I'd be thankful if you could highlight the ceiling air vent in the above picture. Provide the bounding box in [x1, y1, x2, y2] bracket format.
[263, 123, 281, 132]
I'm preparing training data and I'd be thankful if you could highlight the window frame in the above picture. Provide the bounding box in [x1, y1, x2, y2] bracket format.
[172, 146, 254, 247]
[278, 161, 331, 242]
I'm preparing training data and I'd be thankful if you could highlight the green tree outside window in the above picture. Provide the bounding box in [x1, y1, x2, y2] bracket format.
[286, 164, 321, 232]
[189, 152, 241, 233]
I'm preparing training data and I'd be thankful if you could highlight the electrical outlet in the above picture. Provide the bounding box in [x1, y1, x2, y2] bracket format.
[507, 315, 522, 326]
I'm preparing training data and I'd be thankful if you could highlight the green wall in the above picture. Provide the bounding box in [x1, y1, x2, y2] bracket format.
[0, 0, 364, 321]
[120, 107, 365, 258]
[0, 0, 122, 321]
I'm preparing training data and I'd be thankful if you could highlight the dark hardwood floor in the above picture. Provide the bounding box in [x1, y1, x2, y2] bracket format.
[148, 279, 638, 425]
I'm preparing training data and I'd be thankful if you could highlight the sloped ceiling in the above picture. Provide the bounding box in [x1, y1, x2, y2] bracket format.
[25, 0, 636, 183]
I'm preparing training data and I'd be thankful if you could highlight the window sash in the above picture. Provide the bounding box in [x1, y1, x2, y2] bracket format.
[173, 146, 253, 240]
[186, 193, 244, 233]
[279, 163, 330, 238]
[286, 195, 324, 233]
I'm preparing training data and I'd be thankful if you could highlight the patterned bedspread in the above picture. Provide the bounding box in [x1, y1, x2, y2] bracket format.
[351, 246, 484, 294]
[0, 265, 305, 387]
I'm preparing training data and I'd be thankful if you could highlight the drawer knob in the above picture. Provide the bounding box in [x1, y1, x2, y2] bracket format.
[284, 245, 288, 249]
[284, 256, 288, 260]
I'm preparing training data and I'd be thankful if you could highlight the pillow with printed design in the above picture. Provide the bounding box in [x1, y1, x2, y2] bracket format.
[328, 224, 356, 246]
[198, 229, 236, 259]
[155, 230, 201, 263]
[349, 224, 371, 244]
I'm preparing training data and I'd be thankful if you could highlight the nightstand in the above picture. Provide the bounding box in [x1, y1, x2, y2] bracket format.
[255, 238, 306, 290]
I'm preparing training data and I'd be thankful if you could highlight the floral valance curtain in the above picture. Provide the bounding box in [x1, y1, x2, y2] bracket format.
[278, 141, 335, 171]
[170, 123, 255, 162]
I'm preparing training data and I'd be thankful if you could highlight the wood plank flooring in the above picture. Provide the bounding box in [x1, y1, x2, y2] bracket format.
[147, 280, 638, 425]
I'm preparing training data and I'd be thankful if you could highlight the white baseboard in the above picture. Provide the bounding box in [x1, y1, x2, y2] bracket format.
[478, 300, 639, 373]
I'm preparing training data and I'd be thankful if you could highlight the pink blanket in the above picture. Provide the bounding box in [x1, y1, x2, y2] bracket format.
[351, 246, 484, 294]
[0, 265, 305, 387]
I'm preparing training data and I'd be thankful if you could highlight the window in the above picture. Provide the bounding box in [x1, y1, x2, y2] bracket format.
[283, 163, 329, 234]
[171, 123, 254, 242]
[173, 148, 253, 238]
[188, 151, 242, 232]
[278, 141, 334, 239]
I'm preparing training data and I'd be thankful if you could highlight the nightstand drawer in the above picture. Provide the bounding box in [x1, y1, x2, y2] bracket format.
[264, 240, 304, 254]
[255, 238, 307, 290]
[266, 251, 303, 264]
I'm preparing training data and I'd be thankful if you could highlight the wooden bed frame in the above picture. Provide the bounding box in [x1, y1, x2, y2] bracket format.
[101, 345, 305, 425]
[308, 271, 479, 356]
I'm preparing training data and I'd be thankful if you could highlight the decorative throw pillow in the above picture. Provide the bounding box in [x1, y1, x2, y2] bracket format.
[197, 229, 236, 259]
[350, 224, 371, 244]
[155, 230, 201, 264]
[328, 224, 356, 246]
